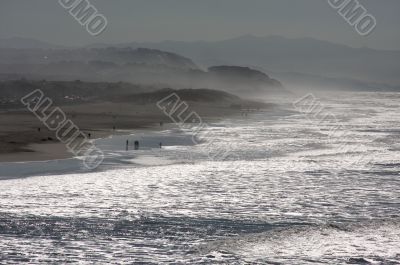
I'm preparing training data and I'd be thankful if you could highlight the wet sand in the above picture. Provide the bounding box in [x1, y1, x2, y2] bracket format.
[0, 101, 250, 163]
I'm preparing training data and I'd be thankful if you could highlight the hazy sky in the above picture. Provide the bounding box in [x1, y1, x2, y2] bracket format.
[0, 0, 399, 50]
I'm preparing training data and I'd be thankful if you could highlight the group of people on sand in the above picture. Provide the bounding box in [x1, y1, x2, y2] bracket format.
[125, 140, 162, 151]
[39, 121, 165, 152]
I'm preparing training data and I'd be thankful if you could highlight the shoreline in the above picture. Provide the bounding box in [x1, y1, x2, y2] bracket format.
[0, 122, 172, 164]
[0, 102, 254, 164]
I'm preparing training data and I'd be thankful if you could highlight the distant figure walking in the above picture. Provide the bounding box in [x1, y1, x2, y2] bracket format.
[126, 140, 129, 151]
[134, 141, 139, 150]
[113, 125, 116, 131]
[37, 127, 41, 132]
[88, 133, 91, 139]
[159, 142, 162, 148]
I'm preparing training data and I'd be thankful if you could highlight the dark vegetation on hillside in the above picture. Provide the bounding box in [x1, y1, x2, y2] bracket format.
[0, 80, 270, 110]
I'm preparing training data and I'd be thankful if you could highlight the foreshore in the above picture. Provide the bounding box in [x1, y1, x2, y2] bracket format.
[0, 101, 252, 163]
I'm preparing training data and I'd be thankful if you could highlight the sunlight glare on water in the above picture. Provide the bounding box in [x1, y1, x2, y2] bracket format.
[0, 92, 399, 264]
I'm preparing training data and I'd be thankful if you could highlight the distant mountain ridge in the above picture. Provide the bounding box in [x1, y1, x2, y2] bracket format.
[0, 47, 198, 70]
[92, 35, 400, 86]
[0, 45, 285, 97]
[2, 35, 400, 88]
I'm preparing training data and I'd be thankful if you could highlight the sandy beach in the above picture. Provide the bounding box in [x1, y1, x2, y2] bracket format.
[0, 100, 251, 163]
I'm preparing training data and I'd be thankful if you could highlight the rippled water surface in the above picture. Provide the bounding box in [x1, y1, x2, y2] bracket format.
[0, 92, 399, 264]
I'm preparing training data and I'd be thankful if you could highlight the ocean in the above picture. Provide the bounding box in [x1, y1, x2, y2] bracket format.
[0, 91, 399, 264]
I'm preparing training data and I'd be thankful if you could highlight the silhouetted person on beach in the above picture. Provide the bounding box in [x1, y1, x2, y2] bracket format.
[159, 142, 162, 148]
[134, 141, 139, 150]
[126, 140, 129, 151]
